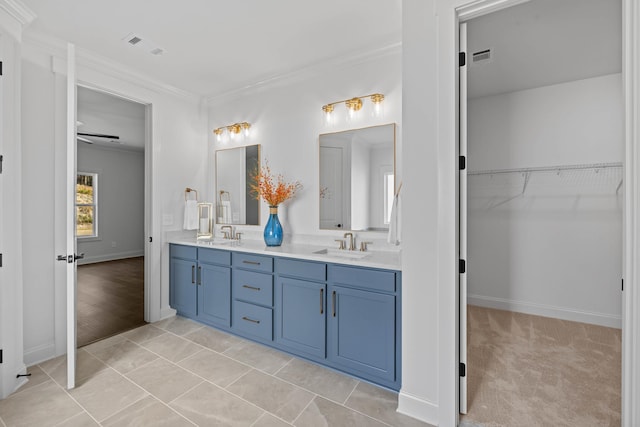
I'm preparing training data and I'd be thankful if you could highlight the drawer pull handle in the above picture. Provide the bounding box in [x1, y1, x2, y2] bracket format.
[332, 291, 336, 317]
[242, 316, 260, 324]
[197, 266, 202, 285]
[242, 284, 261, 291]
[242, 260, 261, 266]
[191, 265, 195, 284]
[320, 289, 324, 314]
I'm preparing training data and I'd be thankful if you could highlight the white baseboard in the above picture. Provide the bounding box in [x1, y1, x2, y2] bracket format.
[397, 390, 438, 426]
[468, 294, 622, 329]
[159, 307, 177, 322]
[77, 250, 144, 265]
[24, 342, 57, 367]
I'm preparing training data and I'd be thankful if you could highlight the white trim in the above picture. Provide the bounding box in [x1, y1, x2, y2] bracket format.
[457, 0, 531, 21]
[23, 342, 56, 366]
[76, 250, 144, 266]
[623, 0, 640, 425]
[397, 391, 439, 425]
[468, 294, 622, 329]
[0, 0, 35, 26]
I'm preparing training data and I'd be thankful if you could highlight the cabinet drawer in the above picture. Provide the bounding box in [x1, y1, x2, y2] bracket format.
[198, 247, 231, 265]
[328, 265, 396, 293]
[170, 244, 197, 260]
[233, 301, 273, 340]
[275, 258, 326, 281]
[233, 253, 273, 273]
[233, 270, 273, 306]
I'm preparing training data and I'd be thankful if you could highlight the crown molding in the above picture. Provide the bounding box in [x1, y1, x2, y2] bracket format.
[23, 30, 201, 104]
[0, 0, 35, 25]
[204, 41, 402, 106]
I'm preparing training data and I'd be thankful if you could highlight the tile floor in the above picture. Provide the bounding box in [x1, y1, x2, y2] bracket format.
[0, 316, 431, 427]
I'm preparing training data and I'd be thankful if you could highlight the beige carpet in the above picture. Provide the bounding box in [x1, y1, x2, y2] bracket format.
[462, 305, 621, 427]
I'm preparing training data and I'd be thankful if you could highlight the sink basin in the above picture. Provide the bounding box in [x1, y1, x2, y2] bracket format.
[313, 248, 370, 259]
[198, 238, 231, 246]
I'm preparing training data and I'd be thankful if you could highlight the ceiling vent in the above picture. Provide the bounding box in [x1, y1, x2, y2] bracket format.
[122, 33, 166, 57]
[472, 49, 492, 64]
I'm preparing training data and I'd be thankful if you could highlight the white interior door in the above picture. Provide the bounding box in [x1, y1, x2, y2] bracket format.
[319, 146, 345, 229]
[55, 43, 78, 389]
[459, 21, 468, 415]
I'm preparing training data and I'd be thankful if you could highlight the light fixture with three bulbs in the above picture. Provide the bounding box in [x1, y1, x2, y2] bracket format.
[213, 122, 251, 142]
[322, 93, 385, 123]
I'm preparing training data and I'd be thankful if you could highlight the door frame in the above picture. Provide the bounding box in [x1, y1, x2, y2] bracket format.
[449, 0, 639, 425]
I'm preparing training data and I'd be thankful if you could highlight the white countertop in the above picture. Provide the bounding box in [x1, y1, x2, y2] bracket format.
[167, 235, 401, 271]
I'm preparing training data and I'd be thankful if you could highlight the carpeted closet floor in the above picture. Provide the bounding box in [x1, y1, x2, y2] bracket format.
[77, 257, 146, 347]
[461, 305, 621, 427]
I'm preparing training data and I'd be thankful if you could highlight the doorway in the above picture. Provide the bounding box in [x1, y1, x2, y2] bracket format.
[75, 86, 147, 347]
[459, 0, 623, 424]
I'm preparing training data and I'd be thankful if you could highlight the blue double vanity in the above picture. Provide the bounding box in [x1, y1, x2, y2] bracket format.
[169, 241, 401, 391]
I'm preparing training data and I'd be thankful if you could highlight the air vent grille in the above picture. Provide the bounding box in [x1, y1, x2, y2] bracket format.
[127, 36, 142, 45]
[472, 49, 492, 64]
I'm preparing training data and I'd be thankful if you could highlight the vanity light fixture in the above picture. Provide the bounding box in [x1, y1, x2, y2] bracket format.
[213, 122, 251, 141]
[322, 93, 385, 123]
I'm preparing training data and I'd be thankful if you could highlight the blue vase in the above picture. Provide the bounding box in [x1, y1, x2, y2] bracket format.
[264, 205, 283, 246]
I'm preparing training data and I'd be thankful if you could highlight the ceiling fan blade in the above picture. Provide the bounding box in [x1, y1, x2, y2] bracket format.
[77, 132, 120, 140]
[77, 136, 94, 144]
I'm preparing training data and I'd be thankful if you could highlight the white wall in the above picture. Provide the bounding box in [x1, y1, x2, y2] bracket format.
[467, 74, 623, 327]
[208, 49, 402, 241]
[76, 144, 145, 264]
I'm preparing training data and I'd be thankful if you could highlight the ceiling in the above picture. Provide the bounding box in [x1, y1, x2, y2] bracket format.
[21, 0, 402, 98]
[467, 0, 622, 98]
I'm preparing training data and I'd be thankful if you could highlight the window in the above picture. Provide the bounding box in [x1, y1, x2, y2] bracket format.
[76, 172, 98, 238]
[383, 172, 395, 224]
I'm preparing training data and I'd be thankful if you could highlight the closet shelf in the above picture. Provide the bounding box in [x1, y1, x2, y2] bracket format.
[468, 162, 622, 176]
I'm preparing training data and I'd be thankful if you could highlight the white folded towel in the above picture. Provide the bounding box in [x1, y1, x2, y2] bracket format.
[183, 200, 199, 230]
[387, 193, 401, 245]
[220, 200, 231, 224]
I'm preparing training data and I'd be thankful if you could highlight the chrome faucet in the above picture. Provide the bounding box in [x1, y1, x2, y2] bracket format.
[220, 225, 233, 239]
[344, 232, 356, 251]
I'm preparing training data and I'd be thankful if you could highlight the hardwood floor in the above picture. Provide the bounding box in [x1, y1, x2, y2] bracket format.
[77, 257, 146, 347]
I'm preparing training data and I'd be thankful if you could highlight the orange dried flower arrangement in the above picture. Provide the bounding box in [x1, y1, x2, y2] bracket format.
[250, 162, 302, 207]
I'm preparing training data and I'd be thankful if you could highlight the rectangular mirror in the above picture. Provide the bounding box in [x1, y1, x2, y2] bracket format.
[215, 144, 260, 225]
[319, 123, 396, 231]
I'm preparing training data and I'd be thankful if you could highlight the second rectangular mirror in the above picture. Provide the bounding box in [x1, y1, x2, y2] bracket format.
[215, 144, 260, 226]
[319, 123, 396, 231]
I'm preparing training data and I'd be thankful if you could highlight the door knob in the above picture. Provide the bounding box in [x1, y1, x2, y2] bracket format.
[74, 253, 85, 261]
[57, 255, 68, 261]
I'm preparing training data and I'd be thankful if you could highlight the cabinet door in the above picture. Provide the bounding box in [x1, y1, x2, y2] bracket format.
[170, 257, 197, 317]
[328, 285, 395, 383]
[197, 263, 231, 327]
[275, 277, 326, 358]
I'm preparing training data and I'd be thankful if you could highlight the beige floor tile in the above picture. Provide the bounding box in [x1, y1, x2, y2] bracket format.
[0, 381, 83, 427]
[55, 412, 99, 427]
[345, 382, 431, 427]
[183, 326, 242, 352]
[81, 333, 127, 355]
[102, 395, 194, 427]
[275, 358, 358, 404]
[121, 324, 166, 344]
[139, 333, 202, 363]
[223, 340, 292, 374]
[178, 349, 250, 387]
[17, 365, 50, 394]
[153, 316, 203, 336]
[294, 396, 386, 427]
[126, 358, 203, 403]
[227, 369, 314, 422]
[170, 382, 263, 426]
[38, 349, 109, 387]
[90, 339, 158, 374]
[69, 369, 147, 422]
[253, 413, 293, 427]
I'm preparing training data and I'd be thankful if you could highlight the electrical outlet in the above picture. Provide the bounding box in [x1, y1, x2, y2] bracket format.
[111, 241, 117, 248]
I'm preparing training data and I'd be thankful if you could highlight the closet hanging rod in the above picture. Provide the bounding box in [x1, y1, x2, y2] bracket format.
[468, 162, 622, 176]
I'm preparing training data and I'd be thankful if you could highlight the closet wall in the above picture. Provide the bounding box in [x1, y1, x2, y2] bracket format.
[467, 73, 623, 328]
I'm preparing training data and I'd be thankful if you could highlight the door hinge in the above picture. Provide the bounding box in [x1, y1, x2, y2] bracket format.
[0, 155, 3, 174]
[459, 259, 466, 274]
[459, 52, 466, 67]
[0, 61, 3, 76]
[149, 236, 153, 243]
[622, 278, 624, 291]
[459, 155, 466, 170]
[0, 349, 3, 364]
[460, 362, 466, 377]
[0, 253, 2, 267]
